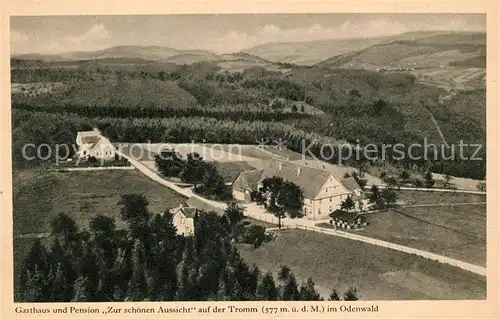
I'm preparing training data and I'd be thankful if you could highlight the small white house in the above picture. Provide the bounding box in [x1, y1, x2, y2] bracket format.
[75, 129, 115, 160]
[170, 204, 197, 236]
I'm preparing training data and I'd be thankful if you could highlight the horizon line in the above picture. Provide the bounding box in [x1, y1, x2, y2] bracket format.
[10, 29, 485, 57]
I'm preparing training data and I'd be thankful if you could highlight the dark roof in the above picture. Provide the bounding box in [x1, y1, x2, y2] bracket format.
[181, 207, 198, 218]
[340, 177, 361, 192]
[232, 169, 263, 192]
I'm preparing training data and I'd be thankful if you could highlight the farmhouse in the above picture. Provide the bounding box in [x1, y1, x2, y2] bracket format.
[76, 129, 115, 160]
[232, 160, 368, 221]
[170, 203, 198, 236]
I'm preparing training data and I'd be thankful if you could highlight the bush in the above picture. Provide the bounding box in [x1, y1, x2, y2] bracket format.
[242, 225, 267, 248]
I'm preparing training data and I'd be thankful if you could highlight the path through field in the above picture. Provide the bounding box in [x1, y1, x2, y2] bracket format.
[428, 111, 450, 147]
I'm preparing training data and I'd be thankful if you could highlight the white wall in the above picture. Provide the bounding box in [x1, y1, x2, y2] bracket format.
[233, 190, 246, 201]
[173, 213, 195, 236]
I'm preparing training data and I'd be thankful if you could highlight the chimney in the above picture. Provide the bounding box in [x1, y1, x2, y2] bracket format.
[297, 167, 301, 176]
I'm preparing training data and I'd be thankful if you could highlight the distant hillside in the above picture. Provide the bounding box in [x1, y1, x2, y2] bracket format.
[12, 45, 284, 73]
[163, 53, 222, 65]
[240, 31, 485, 66]
[318, 31, 486, 70]
[13, 45, 217, 62]
[242, 37, 390, 66]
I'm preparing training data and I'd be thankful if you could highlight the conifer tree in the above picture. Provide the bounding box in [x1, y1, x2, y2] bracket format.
[280, 273, 300, 300]
[298, 277, 322, 300]
[48, 239, 75, 301]
[328, 288, 341, 300]
[19, 238, 49, 301]
[257, 272, 278, 300]
[72, 276, 92, 302]
[126, 240, 149, 301]
[21, 265, 49, 302]
[150, 213, 179, 301]
[176, 238, 196, 300]
[343, 287, 360, 301]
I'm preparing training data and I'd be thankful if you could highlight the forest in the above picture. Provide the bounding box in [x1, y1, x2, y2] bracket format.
[18, 194, 357, 302]
[11, 61, 486, 179]
[12, 108, 486, 180]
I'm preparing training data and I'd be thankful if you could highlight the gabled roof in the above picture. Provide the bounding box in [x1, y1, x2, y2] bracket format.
[259, 160, 332, 199]
[232, 159, 368, 200]
[88, 136, 113, 152]
[232, 169, 263, 192]
[171, 204, 198, 219]
[340, 177, 361, 193]
[292, 159, 355, 180]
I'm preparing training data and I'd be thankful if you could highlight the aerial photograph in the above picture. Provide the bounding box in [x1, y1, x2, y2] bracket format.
[11, 13, 486, 303]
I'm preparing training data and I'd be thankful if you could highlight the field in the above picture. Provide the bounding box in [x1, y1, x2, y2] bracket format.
[396, 189, 486, 205]
[210, 144, 277, 160]
[237, 229, 485, 300]
[412, 67, 486, 91]
[357, 203, 486, 266]
[130, 143, 263, 163]
[13, 169, 187, 236]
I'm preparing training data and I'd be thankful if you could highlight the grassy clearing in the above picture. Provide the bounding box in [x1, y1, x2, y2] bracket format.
[357, 204, 486, 266]
[396, 190, 486, 205]
[13, 169, 187, 235]
[258, 146, 306, 160]
[205, 144, 276, 160]
[237, 229, 485, 300]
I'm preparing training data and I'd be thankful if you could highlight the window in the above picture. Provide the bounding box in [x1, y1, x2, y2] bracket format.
[330, 198, 332, 202]
[180, 217, 185, 224]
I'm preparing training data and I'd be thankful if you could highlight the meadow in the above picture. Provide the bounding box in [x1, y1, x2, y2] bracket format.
[238, 229, 486, 300]
[13, 169, 187, 236]
[357, 203, 486, 266]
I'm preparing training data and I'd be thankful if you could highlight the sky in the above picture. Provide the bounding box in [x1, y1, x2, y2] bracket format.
[10, 14, 486, 55]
